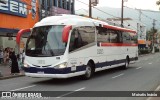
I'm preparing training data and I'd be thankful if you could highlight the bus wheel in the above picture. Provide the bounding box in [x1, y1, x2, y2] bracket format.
[83, 63, 93, 79]
[121, 57, 129, 70]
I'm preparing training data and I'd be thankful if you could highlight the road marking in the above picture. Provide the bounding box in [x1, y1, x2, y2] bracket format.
[56, 87, 85, 98]
[75, 87, 86, 91]
[154, 85, 160, 91]
[148, 63, 152, 65]
[146, 85, 160, 100]
[10, 85, 36, 91]
[136, 67, 142, 69]
[112, 73, 124, 79]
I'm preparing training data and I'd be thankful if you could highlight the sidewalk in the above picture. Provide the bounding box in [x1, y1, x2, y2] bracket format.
[0, 64, 25, 80]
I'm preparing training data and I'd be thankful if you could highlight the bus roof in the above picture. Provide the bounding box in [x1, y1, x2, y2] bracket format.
[34, 14, 136, 34]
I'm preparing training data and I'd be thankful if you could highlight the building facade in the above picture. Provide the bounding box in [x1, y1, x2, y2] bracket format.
[0, 0, 40, 50]
[39, 0, 75, 19]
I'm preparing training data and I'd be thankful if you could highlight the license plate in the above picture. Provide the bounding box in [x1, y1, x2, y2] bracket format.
[37, 71, 44, 74]
[71, 66, 76, 71]
[38, 60, 45, 64]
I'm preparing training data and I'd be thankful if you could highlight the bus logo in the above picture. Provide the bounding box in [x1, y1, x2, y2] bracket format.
[1, 92, 11, 98]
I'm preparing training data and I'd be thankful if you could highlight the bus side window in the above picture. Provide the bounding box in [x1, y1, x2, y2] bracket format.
[122, 32, 131, 44]
[116, 31, 122, 43]
[69, 26, 95, 52]
[69, 29, 83, 52]
[96, 26, 110, 43]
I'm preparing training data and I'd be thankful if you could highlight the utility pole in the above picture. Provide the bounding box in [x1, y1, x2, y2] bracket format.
[152, 19, 156, 53]
[121, 0, 124, 27]
[89, 0, 92, 18]
[89, 0, 99, 18]
[138, 9, 142, 22]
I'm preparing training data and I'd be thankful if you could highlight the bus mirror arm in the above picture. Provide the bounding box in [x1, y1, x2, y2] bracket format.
[62, 25, 72, 43]
[16, 28, 31, 45]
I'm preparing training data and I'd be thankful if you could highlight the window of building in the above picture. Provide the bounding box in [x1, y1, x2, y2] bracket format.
[58, 0, 61, 8]
[67, 1, 70, 10]
[69, 26, 95, 52]
[41, 0, 45, 9]
[53, 0, 57, 6]
[71, 2, 73, 12]
[62, 0, 64, 8]
[47, 0, 50, 6]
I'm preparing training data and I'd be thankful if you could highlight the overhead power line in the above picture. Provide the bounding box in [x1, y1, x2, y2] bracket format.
[75, 0, 137, 30]
[124, 6, 160, 27]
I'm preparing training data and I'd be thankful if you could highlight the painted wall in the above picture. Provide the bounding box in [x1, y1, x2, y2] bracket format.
[0, 0, 39, 30]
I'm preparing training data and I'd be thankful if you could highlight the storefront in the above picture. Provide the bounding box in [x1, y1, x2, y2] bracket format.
[0, 0, 39, 52]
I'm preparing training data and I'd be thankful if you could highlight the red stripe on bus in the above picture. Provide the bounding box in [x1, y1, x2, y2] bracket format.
[103, 25, 136, 34]
[101, 43, 138, 46]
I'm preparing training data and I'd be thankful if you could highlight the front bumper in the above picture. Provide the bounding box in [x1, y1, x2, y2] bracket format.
[25, 71, 85, 78]
[24, 66, 86, 78]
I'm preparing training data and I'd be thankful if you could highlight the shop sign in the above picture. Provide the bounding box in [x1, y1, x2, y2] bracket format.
[0, 0, 27, 17]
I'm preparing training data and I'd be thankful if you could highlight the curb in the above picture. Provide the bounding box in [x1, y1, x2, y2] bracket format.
[0, 74, 25, 80]
[139, 53, 152, 57]
[139, 52, 159, 57]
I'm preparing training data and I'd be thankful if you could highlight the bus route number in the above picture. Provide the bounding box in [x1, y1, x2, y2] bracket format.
[97, 49, 104, 54]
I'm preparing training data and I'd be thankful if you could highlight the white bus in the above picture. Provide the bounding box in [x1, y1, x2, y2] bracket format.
[17, 15, 138, 79]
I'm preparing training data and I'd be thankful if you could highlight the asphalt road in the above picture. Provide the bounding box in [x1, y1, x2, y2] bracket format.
[0, 53, 160, 100]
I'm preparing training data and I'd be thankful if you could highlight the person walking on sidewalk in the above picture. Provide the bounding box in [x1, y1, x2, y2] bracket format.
[0, 49, 3, 64]
[9, 51, 20, 75]
[3, 48, 9, 64]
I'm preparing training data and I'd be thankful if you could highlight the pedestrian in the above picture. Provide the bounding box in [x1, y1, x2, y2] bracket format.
[0, 49, 3, 64]
[17, 54, 23, 74]
[9, 51, 20, 75]
[3, 48, 9, 64]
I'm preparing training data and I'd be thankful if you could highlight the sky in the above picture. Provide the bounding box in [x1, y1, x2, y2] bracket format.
[75, 0, 160, 11]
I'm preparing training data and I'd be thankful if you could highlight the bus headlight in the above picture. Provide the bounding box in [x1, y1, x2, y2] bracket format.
[24, 62, 29, 68]
[54, 62, 68, 69]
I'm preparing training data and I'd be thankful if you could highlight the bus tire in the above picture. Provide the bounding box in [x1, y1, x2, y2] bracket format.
[121, 57, 129, 70]
[83, 62, 94, 80]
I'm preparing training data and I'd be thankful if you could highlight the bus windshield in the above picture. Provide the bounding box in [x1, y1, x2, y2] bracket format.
[26, 25, 66, 57]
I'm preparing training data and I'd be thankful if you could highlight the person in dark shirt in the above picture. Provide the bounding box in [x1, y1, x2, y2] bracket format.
[9, 51, 20, 75]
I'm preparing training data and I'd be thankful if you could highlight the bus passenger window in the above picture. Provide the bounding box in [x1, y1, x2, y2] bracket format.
[69, 29, 83, 52]
[69, 26, 95, 52]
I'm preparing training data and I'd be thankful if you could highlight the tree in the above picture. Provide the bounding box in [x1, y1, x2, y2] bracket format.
[146, 28, 157, 41]
[157, 0, 160, 10]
